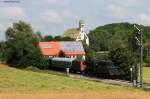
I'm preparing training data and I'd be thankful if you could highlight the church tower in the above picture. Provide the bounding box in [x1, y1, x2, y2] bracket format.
[79, 20, 85, 32]
[76, 20, 89, 46]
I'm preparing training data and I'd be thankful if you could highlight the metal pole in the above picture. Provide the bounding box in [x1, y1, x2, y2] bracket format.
[134, 25, 143, 88]
[66, 68, 70, 76]
[140, 31, 143, 88]
[135, 64, 138, 87]
[130, 66, 133, 86]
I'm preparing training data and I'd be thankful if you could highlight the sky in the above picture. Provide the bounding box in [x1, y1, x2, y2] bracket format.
[0, 0, 150, 40]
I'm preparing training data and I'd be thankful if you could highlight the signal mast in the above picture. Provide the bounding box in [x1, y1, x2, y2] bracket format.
[76, 20, 89, 46]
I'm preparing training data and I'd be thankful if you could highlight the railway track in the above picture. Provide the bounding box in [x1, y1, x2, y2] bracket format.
[144, 83, 150, 89]
[69, 73, 130, 86]
[68, 73, 150, 89]
[43, 69, 150, 89]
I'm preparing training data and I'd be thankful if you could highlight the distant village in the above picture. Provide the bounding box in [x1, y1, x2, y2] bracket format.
[39, 20, 89, 60]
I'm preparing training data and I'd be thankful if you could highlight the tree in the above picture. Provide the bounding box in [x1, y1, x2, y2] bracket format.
[35, 31, 43, 41]
[43, 35, 54, 41]
[89, 23, 150, 52]
[58, 50, 66, 57]
[43, 35, 74, 41]
[108, 46, 135, 80]
[0, 41, 7, 62]
[5, 21, 48, 69]
[54, 36, 74, 41]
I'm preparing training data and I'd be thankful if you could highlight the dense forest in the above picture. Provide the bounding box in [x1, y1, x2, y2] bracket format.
[0, 21, 74, 69]
[89, 22, 150, 51]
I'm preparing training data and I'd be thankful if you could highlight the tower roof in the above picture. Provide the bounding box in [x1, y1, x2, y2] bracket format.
[79, 20, 84, 24]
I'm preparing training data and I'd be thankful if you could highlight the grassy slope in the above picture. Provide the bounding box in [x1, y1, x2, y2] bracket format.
[0, 65, 149, 91]
[0, 65, 125, 92]
[0, 65, 150, 99]
[143, 67, 150, 83]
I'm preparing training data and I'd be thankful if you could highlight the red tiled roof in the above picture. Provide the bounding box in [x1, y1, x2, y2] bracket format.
[39, 42, 60, 56]
[39, 41, 85, 56]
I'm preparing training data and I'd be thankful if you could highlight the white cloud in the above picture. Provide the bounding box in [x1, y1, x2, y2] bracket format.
[42, 10, 63, 23]
[107, 0, 139, 7]
[46, 0, 59, 5]
[46, 0, 69, 6]
[119, 0, 139, 5]
[137, 13, 150, 24]
[126, 0, 139, 4]
[106, 4, 126, 18]
[0, 6, 25, 18]
[41, 9, 77, 23]
[63, 9, 78, 19]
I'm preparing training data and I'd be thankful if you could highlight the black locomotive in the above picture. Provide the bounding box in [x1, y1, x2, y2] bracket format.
[85, 58, 120, 79]
[49, 57, 120, 79]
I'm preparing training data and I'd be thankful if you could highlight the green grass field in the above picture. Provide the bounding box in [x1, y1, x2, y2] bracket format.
[0, 65, 124, 92]
[0, 64, 150, 99]
[143, 67, 150, 83]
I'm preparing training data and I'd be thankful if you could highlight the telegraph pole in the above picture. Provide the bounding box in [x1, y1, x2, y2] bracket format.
[134, 25, 143, 88]
[140, 29, 143, 88]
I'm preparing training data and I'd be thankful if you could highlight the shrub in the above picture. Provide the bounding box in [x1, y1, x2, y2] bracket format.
[5, 21, 49, 69]
[108, 47, 135, 80]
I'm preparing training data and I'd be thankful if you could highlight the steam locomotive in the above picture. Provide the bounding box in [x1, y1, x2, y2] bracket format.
[49, 57, 120, 79]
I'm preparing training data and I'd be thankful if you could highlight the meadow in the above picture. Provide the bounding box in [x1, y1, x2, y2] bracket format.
[143, 67, 150, 83]
[0, 64, 150, 99]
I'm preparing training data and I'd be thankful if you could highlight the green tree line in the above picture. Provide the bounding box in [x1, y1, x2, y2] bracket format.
[0, 21, 73, 69]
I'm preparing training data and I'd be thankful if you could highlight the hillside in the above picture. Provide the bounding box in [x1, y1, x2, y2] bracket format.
[0, 65, 150, 99]
[89, 23, 150, 51]
[0, 64, 123, 91]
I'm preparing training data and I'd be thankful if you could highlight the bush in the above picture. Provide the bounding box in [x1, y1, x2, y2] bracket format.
[5, 21, 49, 69]
[108, 47, 135, 80]
[144, 56, 150, 63]
[93, 52, 108, 60]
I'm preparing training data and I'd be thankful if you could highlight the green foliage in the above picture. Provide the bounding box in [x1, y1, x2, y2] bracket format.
[54, 36, 74, 41]
[0, 41, 7, 61]
[144, 43, 150, 63]
[108, 46, 135, 80]
[58, 50, 66, 57]
[43, 35, 54, 41]
[35, 31, 43, 41]
[93, 52, 108, 60]
[5, 21, 48, 69]
[43, 35, 74, 41]
[144, 56, 150, 63]
[89, 23, 150, 51]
